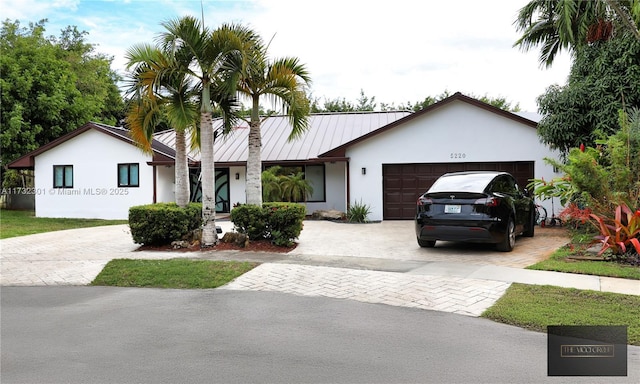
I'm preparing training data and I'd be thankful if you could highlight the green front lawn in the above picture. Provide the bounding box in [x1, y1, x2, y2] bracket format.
[0, 209, 128, 239]
[91, 259, 258, 289]
[526, 230, 640, 280]
[482, 283, 640, 345]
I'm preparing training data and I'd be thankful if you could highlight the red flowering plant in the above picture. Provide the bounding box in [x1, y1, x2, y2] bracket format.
[589, 203, 640, 259]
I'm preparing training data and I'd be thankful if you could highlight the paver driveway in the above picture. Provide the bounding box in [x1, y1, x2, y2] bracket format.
[0, 220, 572, 316]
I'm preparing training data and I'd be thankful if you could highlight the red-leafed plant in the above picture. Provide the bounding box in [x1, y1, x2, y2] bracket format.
[559, 203, 592, 229]
[589, 203, 640, 257]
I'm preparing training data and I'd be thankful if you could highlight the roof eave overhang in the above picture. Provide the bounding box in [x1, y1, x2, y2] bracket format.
[6, 122, 180, 169]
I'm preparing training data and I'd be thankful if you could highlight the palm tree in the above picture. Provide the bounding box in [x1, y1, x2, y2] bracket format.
[515, 0, 640, 67]
[604, 0, 640, 41]
[280, 171, 313, 203]
[124, 43, 199, 207]
[157, 17, 252, 246]
[514, 0, 609, 67]
[261, 166, 282, 202]
[235, 32, 312, 206]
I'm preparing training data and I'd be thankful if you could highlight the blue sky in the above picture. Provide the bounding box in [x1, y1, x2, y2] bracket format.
[1, 0, 572, 112]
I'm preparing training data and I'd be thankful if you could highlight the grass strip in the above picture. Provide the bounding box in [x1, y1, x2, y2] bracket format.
[0, 209, 128, 239]
[482, 283, 640, 345]
[527, 246, 640, 280]
[91, 258, 258, 289]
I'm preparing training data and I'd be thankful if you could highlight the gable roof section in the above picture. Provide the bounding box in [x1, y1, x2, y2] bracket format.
[153, 111, 412, 164]
[7, 122, 177, 169]
[319, 92, 539, 158]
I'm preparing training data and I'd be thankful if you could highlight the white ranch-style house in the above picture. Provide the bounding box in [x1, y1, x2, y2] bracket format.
[8, 93, 562, 220]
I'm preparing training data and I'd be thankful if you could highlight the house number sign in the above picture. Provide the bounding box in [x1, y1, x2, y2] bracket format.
[450, 152, 467, 159]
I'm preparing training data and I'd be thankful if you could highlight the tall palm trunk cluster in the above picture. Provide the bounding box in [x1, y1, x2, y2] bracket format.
[124, 16, 311, 246]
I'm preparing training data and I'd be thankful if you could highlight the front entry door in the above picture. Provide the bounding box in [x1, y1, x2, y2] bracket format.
[189, 168, 230, 213]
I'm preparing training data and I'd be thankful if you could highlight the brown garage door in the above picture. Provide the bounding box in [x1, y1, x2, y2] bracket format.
[382, 162, 534, 220]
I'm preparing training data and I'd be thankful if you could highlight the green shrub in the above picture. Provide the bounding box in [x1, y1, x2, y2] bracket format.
[229, 204, 269, 240]
[129, 203, 202, 245]
[230, 202, 306, 246]
[264, 202, 306, 246]
[347, 199, 372, 223]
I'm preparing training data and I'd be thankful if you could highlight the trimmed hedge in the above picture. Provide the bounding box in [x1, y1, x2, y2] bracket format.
[230, 202, 306, 246]
[129, 203, 202, 245]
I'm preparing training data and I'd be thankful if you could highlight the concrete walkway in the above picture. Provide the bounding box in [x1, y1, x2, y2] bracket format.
[1, 220, 638, 318]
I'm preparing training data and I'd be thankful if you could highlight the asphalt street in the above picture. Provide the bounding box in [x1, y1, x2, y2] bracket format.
[2, 286, 639, 384]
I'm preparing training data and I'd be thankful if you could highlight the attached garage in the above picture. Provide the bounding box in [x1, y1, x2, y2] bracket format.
[382, 161, 534, 220]
[321, 92, 563, 222]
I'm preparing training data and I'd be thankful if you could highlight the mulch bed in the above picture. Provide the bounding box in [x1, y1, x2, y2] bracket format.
[136, 239, 296, 253]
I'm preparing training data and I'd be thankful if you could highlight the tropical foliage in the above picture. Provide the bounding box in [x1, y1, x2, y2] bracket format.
[530, 108, 640, 212]
[529, 109, 640, 262]
[514, 0, 640, 67]
[589, 203, 640, 257]
[124, 42, 199, 207]
[152, 17, 254, 245]
[261, 166, 313, 203]
[536, 35, 640, 153]
[0, 19, 124, 172]
[347, 200, 372, 223]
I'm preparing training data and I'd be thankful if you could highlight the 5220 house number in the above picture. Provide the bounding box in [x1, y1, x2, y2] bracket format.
[450, 153, 466, 159]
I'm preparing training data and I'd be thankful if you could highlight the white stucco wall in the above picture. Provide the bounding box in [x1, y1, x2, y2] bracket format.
[34, 129, 156, 219]
[228, 166, 246, 207]
[156, 165, 175, 203]
[347, 102, 562, 221]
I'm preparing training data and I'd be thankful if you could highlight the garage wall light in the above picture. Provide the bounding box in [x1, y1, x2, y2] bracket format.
[235, 173, 240, 180]
[361, 167, 366, 175]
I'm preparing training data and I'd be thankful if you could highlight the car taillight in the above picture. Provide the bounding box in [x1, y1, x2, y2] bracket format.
[417, 196, 432, 206]
[475, 197, 499, 207]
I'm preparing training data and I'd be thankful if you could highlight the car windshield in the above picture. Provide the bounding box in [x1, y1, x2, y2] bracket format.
[428, 173, 497, 193]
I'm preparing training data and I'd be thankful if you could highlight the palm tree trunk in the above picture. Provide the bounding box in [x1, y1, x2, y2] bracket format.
[174, 129, 190, 207]
[246, 94, 263, 205]
[200, 87, 218, 246]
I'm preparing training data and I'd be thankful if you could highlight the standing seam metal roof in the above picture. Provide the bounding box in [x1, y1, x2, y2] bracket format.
[152, 111, 411, 163]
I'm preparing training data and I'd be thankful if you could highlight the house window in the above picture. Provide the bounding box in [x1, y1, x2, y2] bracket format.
[305, 165, 325, 202]
[53, 165, 73, 188]
[118, 163, 139, 187]
[263, 164, 325, 202]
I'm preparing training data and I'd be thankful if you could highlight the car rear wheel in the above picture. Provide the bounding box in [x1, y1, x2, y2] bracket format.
[496, 218, 515, 252]
[418, 239, 436, 248]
